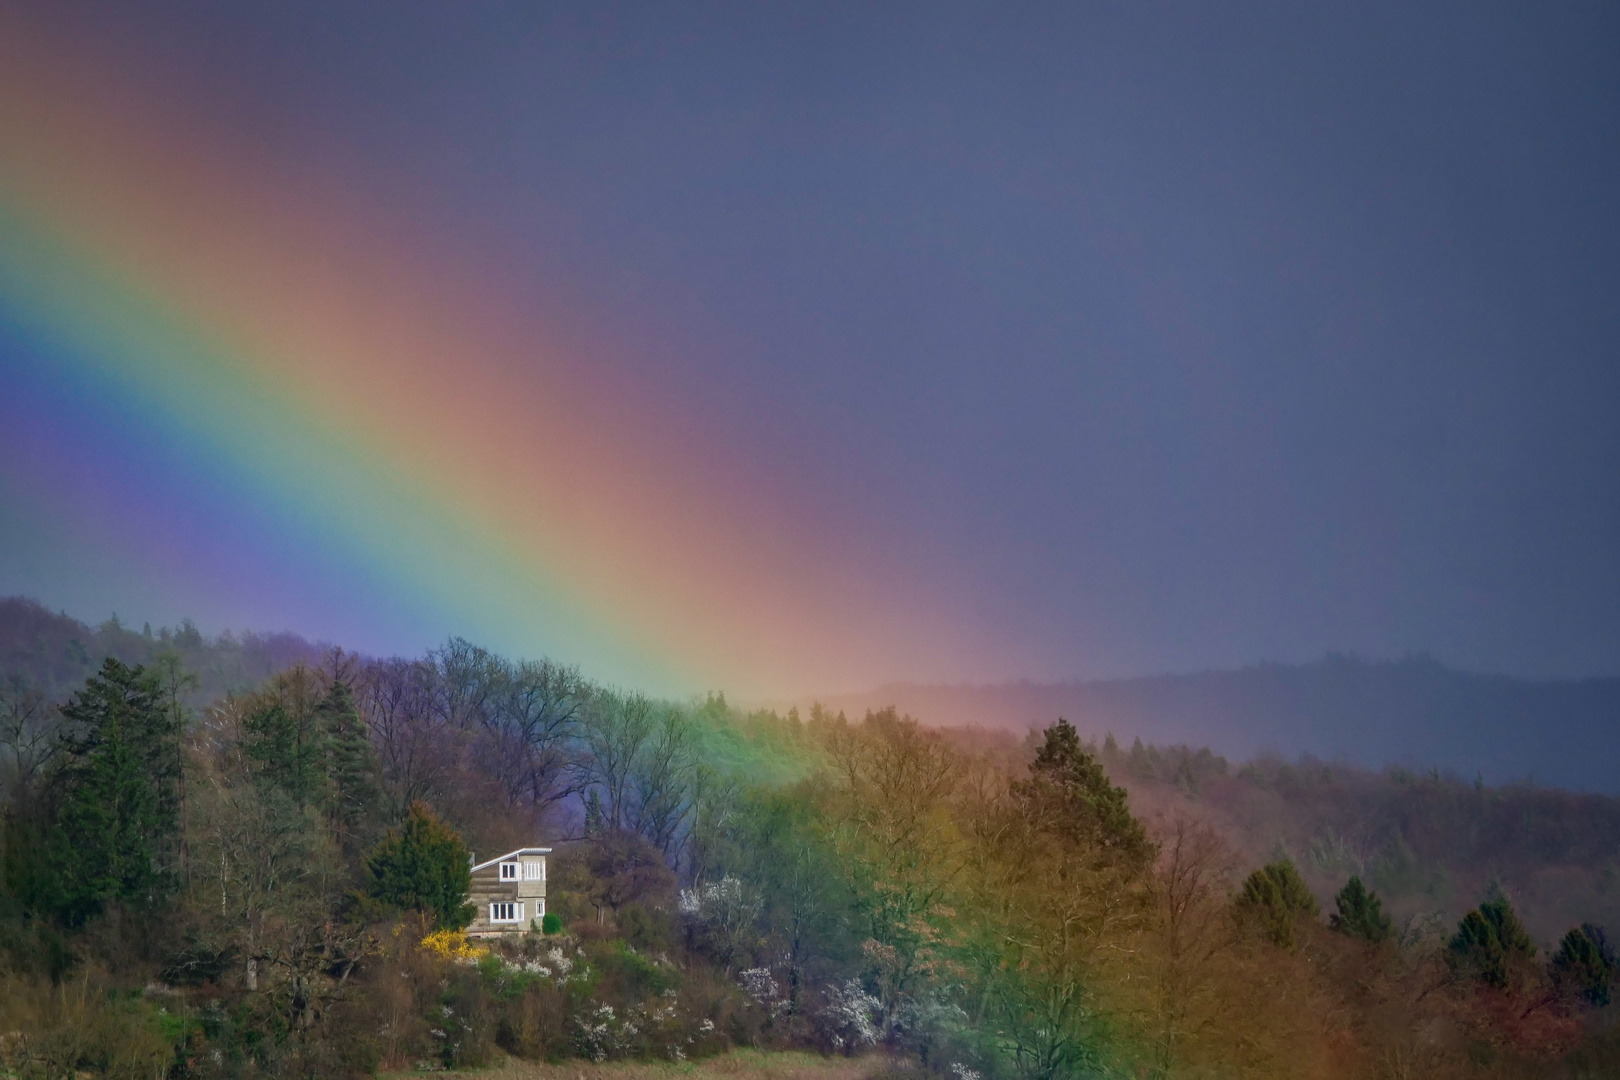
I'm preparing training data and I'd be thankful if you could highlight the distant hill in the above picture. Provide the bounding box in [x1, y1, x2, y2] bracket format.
[8, 594, 1617, 793]
[806, 655, 1620, 792]
[1091, 737, 1620, 946]
[0, 595, 326, 706]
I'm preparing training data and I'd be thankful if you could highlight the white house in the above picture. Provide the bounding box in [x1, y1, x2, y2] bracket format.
[465, 846, 550, 937]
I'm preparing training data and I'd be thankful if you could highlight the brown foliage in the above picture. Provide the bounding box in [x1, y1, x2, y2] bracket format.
[1110, 814, 1352, 1079]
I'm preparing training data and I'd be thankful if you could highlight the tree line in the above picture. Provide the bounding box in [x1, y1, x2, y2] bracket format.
[2, 643, 1619, 1079]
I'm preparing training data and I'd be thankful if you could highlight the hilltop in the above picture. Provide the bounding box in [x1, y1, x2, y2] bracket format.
[808, 655, 1620, 792]
[0, 595, 327, 704]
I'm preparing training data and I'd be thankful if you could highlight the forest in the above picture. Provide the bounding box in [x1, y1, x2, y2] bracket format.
[2, 598, 1619, 1079]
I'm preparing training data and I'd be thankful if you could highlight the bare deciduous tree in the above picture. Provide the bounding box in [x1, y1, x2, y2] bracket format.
[576, 690, 655, 833]
[627, 706, 696, 857]
[478, 657, 586, 815]
[0, 676, 60, 802]
[358, 657, 458, 821]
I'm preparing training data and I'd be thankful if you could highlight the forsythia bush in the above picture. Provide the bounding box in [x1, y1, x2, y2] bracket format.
[420, 928, 490, 963]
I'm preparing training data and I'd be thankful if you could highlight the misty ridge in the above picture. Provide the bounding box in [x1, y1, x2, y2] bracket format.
[0, 596, 327, 705]
[12, 593, 1618, 795]
[813, 656, 1620, 793]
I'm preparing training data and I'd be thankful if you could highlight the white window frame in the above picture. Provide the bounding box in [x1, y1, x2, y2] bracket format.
[523, 859, 544, 881]
[489, 901, 524, 923]
[499, 861, 520, 881]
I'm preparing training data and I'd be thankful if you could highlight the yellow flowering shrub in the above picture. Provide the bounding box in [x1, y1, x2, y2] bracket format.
[420, 928, 489, 962]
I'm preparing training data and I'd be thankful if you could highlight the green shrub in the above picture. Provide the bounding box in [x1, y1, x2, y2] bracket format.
[1233, 859, 1319, 949]
[592, 939, 679, 999]
[1329, 876, 1393, 943]
[542, 912, 563, 935]
[1448, 894, 1535, 990]
[364, 802, 475, 929]
[438, 966, 496, 1069]
[1551, 924, 1617, 1006]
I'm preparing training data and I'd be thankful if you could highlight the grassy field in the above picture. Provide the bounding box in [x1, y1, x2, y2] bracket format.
[382, 1049, 900, 1080]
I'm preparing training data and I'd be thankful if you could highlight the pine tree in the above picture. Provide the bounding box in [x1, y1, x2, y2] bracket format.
[1551, 924, 1617, 1006]
[1013, 718, 1149, 861]
[317, 679, 381, 854]
[1329, 875, 1393, 943]
[1448, 893, 1536, 989]
[583, 788, 606, 836]
[365, 802, 474, 929]
[244, 687, 328, 810]
[52, 658, 183, 923]
[1234, 858, 1320, 949]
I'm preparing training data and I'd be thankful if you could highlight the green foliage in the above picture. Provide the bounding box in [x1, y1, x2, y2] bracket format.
[1, 809, 61, 928]
[1447, 893, 1536, 989]
[0, 978, 178, 1079]
[51, 657, 183, 923]
[1329, 875, 1392, 943]
[687, 780, 856, 999]
[437, 966, 497, 1068]
[244, 685, 327, 810]
[594, 938, 679, 998]
[1013, 717, 1149, 861]
[365, 801, 475, 929]
[317, 678, 382, 850]
[1551, 923, 1617, 1006]
[1234, 858, 1319, 949]
[541, 911, 562, 934]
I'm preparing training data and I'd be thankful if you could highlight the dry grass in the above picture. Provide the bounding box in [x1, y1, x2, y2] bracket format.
[384, 1048, 899, 1080]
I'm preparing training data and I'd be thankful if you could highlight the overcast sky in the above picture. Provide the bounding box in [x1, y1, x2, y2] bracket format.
[3, 0, 1617, 683]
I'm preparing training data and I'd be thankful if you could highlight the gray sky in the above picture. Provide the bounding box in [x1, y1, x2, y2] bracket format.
[4, 0, 1618, 682]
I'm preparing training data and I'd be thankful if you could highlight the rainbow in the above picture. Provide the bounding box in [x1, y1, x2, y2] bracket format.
[0, 14, 992, 697]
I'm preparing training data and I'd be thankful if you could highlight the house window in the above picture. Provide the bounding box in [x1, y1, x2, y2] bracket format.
[490, 901, 523, 923]
[499, 862, 519, 881]
[523, 860, 544, 881]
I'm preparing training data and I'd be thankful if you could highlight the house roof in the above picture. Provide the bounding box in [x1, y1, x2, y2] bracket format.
[471, 847, 552, 873]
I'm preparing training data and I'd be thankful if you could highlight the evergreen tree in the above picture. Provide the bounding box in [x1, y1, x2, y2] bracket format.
[1013, 718, 1149, 861]
[1234, 858, 1320, 949]
[317, 679, 381, 853]
[365, 801, 474, 929]
[1551, 924, 1617, 1006]
[1448, 894, 1536, 990]
[583, 788, 606, 836]
[244, 688, 327, 810]
[1329, 875, 1393, 943]
[52, 658, 183, 923]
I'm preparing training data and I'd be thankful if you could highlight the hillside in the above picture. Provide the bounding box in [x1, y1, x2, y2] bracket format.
[809, 654, 1620, 792]
[5, 602, 1620, 1076]
[1091, 739, 1620, 946]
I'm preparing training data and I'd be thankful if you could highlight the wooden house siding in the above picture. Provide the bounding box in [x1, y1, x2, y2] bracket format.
[465, 847, 550, 937]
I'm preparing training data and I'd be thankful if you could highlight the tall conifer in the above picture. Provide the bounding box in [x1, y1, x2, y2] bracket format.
[53, 658, 182, 923]
[1014, 717, 1149, 861]
[317, 678, 380, 853]
[244, 680, 328, 810]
